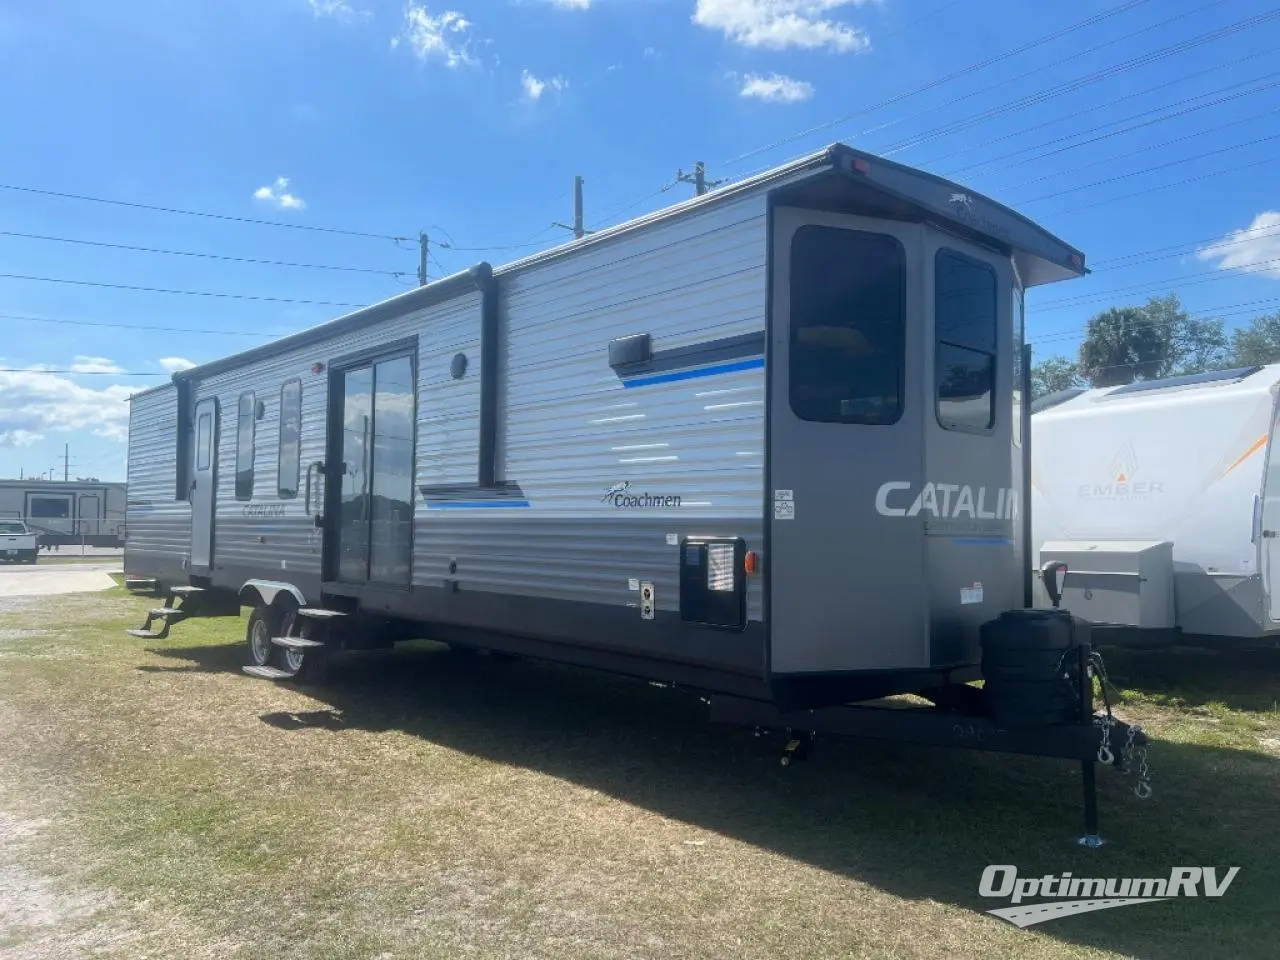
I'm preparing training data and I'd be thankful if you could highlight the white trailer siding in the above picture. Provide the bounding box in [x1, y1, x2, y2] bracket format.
[1031, 365, 1280, 638]
[125, 385, 190, 571]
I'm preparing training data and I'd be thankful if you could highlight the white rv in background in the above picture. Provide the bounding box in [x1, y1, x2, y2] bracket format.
[1031, 364, 1280, 644]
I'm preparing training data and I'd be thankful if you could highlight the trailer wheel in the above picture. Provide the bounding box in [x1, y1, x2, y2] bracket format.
[246, 604, 281, 668]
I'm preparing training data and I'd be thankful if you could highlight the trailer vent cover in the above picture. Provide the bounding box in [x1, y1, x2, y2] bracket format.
[679, 537, 746, 630]
[707, 543, 735, 592]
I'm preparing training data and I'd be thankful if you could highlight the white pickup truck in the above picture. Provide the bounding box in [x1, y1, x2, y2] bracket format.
[0, 521, 38, 564]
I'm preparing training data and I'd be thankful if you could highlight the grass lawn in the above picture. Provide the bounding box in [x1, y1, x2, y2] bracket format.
[0, 584, 1277, 959]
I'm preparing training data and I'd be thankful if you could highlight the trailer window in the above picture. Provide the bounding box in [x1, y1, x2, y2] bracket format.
[29, 496, 70, 519]
[789, 227, 905, 425]
[936, 250, 997, 432]
[278, 380, 302, 499]
[236, 392, 255, 501]
[196, 412, 212, 471]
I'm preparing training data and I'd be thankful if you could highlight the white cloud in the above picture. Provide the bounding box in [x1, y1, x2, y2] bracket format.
[69, 356, 125, 375]
[521, 69, 567, 101]
[394, 4, 476, 68]
[307, 0, 368, 19]
[740, 71, 814, 103]
[0, 366, 134, 443]
[548, 0, 591, 7]
[159, 357, 197, 373]
[694, 0, 871, 52]
[0, 429, 42, 448]
[1197, 212, 1280, 279]
[253, 176, 307, 211]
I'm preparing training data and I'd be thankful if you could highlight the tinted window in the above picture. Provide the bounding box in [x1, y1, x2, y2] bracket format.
[196, 413, 212, 471]
[0, 522, 27, 535]
[278, 380, 302, 499]
[236, 392, 255, 501]
[789, 226, 904, 425]
[30, 497, 70, 518]
[936, 250, 997, 432]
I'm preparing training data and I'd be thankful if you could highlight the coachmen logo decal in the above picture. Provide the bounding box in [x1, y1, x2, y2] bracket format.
[1079, 439, 1164, 500]
[603, 481, 682, 509]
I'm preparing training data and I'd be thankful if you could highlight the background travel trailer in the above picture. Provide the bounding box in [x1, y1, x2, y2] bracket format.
[1031, 364, 1280, 645]
[0, 478, 126, 547]
[125, 143, 1087, 709]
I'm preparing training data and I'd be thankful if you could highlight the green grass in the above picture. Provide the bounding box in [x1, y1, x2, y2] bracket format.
[0, 588, 1277, 959]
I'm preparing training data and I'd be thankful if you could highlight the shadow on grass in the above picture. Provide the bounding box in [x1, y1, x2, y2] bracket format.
[148, 640, 1280, 960]
[1092, 645, 1280, 715]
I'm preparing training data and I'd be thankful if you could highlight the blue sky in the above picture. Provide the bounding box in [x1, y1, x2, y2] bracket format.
[1, 0, 1279, 480]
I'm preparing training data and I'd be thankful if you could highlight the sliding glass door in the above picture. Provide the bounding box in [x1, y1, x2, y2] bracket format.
[330, 353, 416, 586]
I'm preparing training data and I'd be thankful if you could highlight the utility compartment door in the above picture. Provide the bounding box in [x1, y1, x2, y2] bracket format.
[768, 209, 926, 675]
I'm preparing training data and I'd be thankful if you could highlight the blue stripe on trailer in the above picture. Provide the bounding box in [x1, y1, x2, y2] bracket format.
[425, 500, 532, 510]
[621, 357, 764, 389]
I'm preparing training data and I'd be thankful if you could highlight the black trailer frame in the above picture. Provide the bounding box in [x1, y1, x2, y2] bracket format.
[706, 639, 1147, 847]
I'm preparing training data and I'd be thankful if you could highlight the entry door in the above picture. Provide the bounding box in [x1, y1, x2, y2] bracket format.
[78, 495, 100, 537]
[190, 397, 219, 568]
[325, 353, 416, 586]
[768, 208, 925, 675]
[1261, 401, 1280, 621]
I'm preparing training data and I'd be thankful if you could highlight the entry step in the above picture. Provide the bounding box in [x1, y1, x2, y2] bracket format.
[297, 607, 347, 619]
[271, 635, 325, 650]
[169, 586, 205, 596]
[126, 628, 165, 639]
[243, 665, 294, 680]
[147, 608, 188, 620]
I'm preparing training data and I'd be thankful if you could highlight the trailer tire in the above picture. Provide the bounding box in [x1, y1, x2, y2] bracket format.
[246, 604, 282, 668]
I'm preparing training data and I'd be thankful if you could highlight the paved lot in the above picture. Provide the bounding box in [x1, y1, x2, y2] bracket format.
[0, 562, 120, 598]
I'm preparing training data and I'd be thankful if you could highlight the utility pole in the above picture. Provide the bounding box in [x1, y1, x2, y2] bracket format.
[63, 443, 69, 482]
[553, 175, 594, 240]
[417, 231, 429, 286]
[676, 161, 725, 196]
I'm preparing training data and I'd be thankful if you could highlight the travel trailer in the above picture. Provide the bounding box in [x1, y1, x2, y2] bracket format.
[0, 478, 126, 547]
[124, 145, 1149, 837]
[1032, 364, 1280, 645]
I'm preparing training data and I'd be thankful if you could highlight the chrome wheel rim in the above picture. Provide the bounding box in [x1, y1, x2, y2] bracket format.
[250, 619, 271, 665]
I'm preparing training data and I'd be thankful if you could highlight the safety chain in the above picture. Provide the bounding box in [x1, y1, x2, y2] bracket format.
[1090, 649, 1154, 800]
[1122, 722, 1154, 800]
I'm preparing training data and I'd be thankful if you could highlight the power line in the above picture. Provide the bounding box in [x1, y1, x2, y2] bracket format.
[0, 272, 366, 308]
[0, 313, 275, 338]
[1035, 257, 1280, 312]
[998, 104, 1280, 196]
[1030, 300, 1280, 348]
[924, 42, 1280, 174]
[946, 69, 1280, 185]
[1036, 153, 1279, 218]
[0, 183, 410, 242]
[0, 230, 408, 277]
[858, 0, 1229, 155]
[719, 0, 1156, 168]
[0, 367, 164, 377]
[1091, 225, 1280, 270]
[878, 9, 1280, 158]
[1012, 131, 1280, 205]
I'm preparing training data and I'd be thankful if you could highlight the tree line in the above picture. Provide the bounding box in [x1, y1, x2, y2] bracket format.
[1030, 296, 1280, 398]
